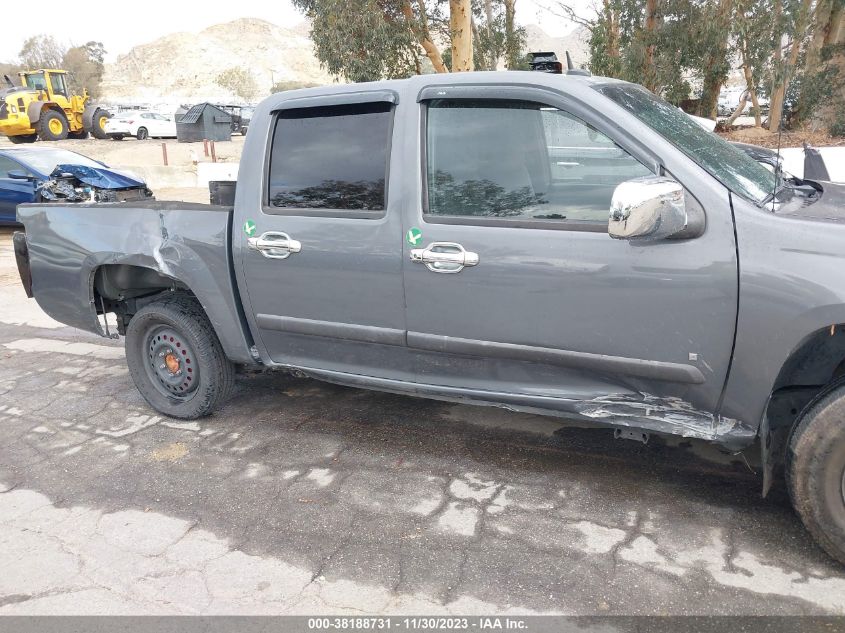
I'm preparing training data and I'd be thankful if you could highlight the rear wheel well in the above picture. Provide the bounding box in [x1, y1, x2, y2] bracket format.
[93, 264, 194, 335]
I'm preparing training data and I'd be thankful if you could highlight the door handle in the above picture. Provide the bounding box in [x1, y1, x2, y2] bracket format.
[247, 231, 302, 260]
[410, 242, 479, 273]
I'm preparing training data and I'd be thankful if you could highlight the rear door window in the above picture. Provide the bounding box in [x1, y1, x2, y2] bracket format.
[267, 102, 393, 217]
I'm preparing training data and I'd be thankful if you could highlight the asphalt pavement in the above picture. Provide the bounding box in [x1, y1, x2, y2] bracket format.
[2, 226, 844, 615]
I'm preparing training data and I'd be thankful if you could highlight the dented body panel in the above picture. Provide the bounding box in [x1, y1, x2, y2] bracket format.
[17, 201, 254, 364]
[50, 164, 147, 190]
[15, 71, 845, 454]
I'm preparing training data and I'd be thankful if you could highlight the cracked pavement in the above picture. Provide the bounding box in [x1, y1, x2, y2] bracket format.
[2, 227, 845, 615]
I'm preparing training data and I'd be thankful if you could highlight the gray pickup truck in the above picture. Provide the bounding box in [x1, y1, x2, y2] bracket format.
[13, 72, 845, 564]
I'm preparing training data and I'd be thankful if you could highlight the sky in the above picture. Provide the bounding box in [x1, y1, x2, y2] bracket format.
[1, 0, 595, 63]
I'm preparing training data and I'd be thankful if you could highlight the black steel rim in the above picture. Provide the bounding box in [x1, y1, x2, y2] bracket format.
[144, 325, 198, 400]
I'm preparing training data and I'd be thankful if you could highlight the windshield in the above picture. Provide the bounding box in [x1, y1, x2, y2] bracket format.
[10, 149, 104, 175]
[595, 83, 777, 204]
[22, 72, 47, 91]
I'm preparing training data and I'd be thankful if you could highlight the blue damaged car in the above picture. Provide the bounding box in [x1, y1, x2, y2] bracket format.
[0, 147, 152, 224]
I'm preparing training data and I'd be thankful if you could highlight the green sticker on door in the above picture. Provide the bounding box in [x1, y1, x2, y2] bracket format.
[406, 227, 422, 246]
[243, 219, 257, 237]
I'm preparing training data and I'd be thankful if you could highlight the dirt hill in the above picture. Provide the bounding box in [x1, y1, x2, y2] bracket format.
[100, 18, 337, 103]
[100, 18, 589, 104]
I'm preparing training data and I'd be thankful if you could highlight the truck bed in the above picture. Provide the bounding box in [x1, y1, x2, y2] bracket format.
[16, 201, 255, 364]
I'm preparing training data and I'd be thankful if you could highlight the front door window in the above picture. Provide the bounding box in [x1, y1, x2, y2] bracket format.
[425, 99, 651, 224]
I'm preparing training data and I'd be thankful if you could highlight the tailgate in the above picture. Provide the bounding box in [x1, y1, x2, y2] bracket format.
[12, 231, 32, 298]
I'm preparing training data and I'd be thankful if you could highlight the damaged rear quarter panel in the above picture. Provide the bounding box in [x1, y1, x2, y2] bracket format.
[16, 201, 255, 364]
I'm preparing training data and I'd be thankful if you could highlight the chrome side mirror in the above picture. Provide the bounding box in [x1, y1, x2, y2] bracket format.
[609, 176, 687, 241]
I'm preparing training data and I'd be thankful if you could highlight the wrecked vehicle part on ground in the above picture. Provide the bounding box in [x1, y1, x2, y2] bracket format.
[38, 164, 153, 204]
[14, 72, 845, 565]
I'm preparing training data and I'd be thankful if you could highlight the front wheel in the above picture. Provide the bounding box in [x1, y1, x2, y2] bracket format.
[37, 110, 69, 141]
[125, 296, 235, 419]
[136, 127, 148, 140]
[788, 385, 845, 565]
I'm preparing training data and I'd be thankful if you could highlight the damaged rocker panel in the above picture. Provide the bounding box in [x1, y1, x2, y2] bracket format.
[572, 393, 756, 448]
[290, 363, 756, 449]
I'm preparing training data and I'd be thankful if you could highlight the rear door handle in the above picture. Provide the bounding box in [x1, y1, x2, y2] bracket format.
[410, 242, 479, 273]
[247, 231, 302, 260]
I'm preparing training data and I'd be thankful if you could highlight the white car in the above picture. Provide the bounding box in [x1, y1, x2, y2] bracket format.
[105, 111, 177, 141]
[717, 89, 770, 117]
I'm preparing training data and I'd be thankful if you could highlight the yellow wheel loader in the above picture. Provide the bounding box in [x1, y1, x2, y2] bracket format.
[0, 69, 111, 143]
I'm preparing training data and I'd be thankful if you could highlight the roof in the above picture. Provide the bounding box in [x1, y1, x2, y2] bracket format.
[0, 147, 107, 178]
[178, 102, 231, 124]
[0, 146, 71, 153]
[178, 104, 205, 124]
[262, 71, 626, 112]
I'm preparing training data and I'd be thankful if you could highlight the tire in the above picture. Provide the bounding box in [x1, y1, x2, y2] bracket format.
[8, 134, 37, 144]
[36, 109, 69, 141]
[125, 295, 235, 419]
[110, 134, 125, 141]
[787, 384, 845, 565]
[89, 108, 110, 140]
[68, 130, 89, 140]
[136, 127, 148, 141]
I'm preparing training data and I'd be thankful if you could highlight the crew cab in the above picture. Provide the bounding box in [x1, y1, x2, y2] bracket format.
[13, 72, 845, 565]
